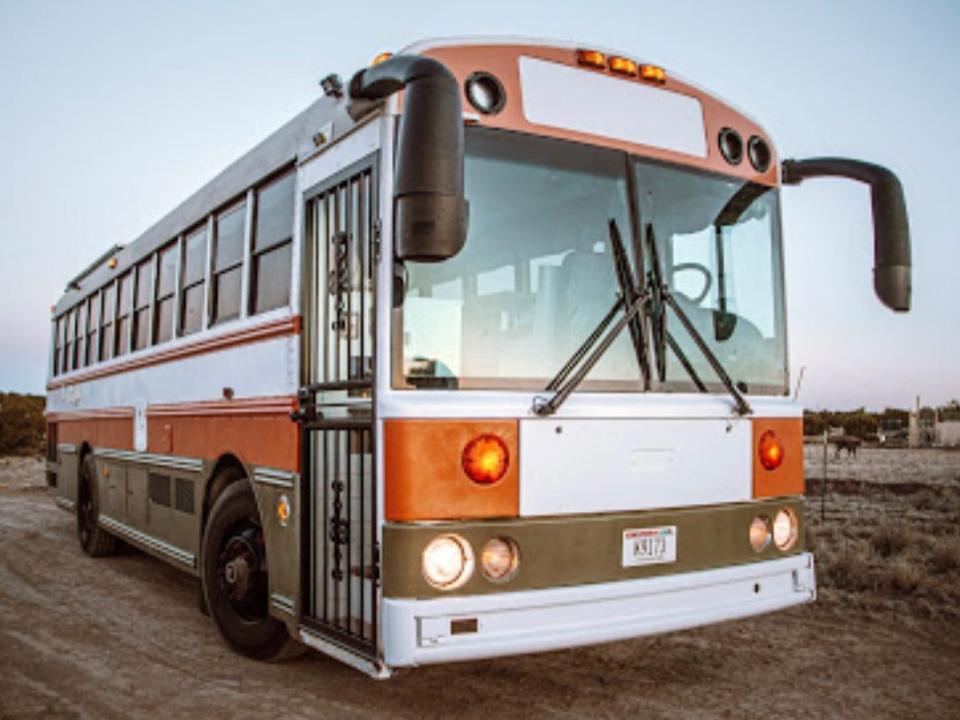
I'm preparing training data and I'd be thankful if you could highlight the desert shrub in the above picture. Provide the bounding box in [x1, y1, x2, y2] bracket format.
[870, 525, 913, 558]
[884, 560, 923, 594]
[825, 547, 873, 593]
[929, 538, 960, 574]
[0, 393, 46, 456]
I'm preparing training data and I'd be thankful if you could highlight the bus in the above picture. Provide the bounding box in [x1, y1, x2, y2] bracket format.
[45, 37, 911, 677]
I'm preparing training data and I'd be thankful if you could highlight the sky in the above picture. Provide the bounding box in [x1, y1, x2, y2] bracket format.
[0, 0, 957, 410]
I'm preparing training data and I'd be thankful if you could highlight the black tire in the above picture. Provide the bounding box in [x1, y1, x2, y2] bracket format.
[200, 479, 299, 661]
[77, 454, 117, 557]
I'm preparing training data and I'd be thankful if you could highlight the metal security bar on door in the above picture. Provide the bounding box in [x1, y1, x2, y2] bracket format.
[297, 161, 378, 657]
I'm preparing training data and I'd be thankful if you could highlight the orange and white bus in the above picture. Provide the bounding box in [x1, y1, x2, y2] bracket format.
[46, 37, 911, 677]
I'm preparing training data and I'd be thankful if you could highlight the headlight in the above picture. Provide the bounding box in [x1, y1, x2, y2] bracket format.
[773, 508, 799, 551]
[749, 515, 771, 552]
[480, 537, 519, 583]
[422, 534, 474, 590]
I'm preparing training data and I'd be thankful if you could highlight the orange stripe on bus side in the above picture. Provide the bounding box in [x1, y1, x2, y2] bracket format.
[384, 418, 520, 522]
[53, 399, 299, 472]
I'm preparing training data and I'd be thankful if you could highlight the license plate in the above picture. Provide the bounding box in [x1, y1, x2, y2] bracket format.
[622, 526, 677, 567]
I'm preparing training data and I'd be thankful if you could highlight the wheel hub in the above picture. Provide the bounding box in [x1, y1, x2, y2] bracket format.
[218, 526, 265, 616]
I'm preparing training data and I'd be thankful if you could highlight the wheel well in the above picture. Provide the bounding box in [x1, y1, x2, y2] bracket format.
[202, 454, 248, 532]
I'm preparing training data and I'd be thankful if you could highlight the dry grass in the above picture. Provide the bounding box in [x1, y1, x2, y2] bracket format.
[805, 447, 960, 622]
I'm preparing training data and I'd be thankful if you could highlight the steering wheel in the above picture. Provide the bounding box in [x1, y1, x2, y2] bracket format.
[672, 262, 713, 305]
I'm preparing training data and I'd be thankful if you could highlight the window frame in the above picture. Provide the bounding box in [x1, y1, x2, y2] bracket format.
[211, 199, 247, 325]
[132, 257, 155, 352]
[154, 240, 179, 345]
[85, 290, 100, 366]
[115, 272, 133, 357]
[249, 169, 295, 316]
[179, 223, 208, 337]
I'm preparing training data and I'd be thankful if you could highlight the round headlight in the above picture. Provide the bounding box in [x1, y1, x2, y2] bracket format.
[480, 537, 519, 583]
[773, 508, 799, 551]
[422, 534, 474, 590]
[465, 71, 506, 115]
[749, 515, 771, 552]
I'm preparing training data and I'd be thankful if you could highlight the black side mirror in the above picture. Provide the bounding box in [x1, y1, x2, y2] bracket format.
[349, 55, 469, 263]
[782, 158, 911, 312]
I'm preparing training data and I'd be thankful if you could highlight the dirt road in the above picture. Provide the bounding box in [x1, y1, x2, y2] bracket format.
[2, 454, 959, 720]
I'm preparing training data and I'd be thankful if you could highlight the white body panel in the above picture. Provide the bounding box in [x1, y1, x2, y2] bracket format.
[519, 56, 707, 157]
[383, 553, 815, 667]
[520, 417, 752, 516]
[46, 310, 298, 413]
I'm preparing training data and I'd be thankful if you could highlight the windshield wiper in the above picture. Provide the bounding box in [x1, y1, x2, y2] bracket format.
[533, 219, 650, 416]
[644, 222, 752, 416]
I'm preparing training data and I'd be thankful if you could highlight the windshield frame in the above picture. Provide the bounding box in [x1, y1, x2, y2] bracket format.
[391, 126, 789, 397]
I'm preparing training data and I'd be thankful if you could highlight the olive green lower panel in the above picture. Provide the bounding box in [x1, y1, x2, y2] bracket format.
[382, 498, 804, 599]
[250, 469, 300, 628]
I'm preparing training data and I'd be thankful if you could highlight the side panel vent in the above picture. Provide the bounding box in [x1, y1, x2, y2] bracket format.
[175, 478, 195, 514]
[148, 474, 171, 507]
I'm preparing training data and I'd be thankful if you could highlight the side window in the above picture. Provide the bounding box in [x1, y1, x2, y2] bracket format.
[64, 308, 76, 373]
[115, 272, 133, 357]
[76, 304, 87, 369]
[100, 282, 116, 361]
[86, 293, 100, 365]
[54, 316, 65, 375]
[180, 226, 207, 335]
[133, 259, 153, 351]
[251, 172, 294, 315]
[155, 242, 178, 344]
[212, 203, 245, 324]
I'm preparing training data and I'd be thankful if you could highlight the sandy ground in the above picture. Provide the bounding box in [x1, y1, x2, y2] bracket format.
[2, 451, 959, 720]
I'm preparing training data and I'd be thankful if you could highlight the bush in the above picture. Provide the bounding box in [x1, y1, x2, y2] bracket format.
[930, 538, 960, 574]
[870, 525, 912, 558]
[885, 561, 922, 594]
[0, 392, 46, 456]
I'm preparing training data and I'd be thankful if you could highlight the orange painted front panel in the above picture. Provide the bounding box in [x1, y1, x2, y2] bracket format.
[384, 419, 519, 521]
[752, 418, 804, 498]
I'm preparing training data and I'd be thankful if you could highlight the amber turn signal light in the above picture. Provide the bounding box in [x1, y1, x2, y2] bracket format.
[462, 434, 510, 485]
[639, 64, 666, 83]
[608, 56, 638, 76]
[758, 430, 785, 471]
[576, 49, 607, 69]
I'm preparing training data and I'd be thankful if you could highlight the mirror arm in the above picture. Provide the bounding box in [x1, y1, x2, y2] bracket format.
[781, 157, 911, 312]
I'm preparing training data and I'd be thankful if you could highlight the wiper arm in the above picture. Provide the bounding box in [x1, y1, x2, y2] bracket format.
[645, 223, 752, 416]
[533, 219, 650, 416]
[533, 292, 648, 416]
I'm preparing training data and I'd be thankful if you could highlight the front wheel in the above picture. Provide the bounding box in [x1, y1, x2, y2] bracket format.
[200, 479, 299, 660]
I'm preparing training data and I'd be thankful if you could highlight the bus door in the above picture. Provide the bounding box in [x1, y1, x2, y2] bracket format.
[297, 157, 380, 659]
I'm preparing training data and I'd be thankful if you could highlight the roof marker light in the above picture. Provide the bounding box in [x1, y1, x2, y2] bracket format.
[576, 49, 607, 69]
[639, 65, 666, 83]
[608, 56, 638, 76]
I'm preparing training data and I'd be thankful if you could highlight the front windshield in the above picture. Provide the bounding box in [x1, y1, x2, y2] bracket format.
[395, 127, 787, 395]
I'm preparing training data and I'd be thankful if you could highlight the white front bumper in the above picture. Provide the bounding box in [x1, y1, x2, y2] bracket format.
[382, 553, 815, 668]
